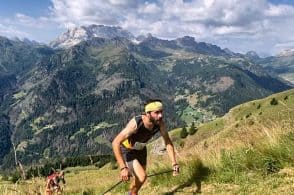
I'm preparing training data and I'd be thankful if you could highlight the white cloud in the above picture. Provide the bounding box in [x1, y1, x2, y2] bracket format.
[138, 2, 161, 14]
[0, 23, 30, 38]
[0, 0, 293, 55]
[49, 0, 140, 28]
[45, 0, 293, 54]
[213, 26, 250, 35]
[265, 3, 294, 17]
[0, 13, 62, 42]
[14, 13, 51, 28]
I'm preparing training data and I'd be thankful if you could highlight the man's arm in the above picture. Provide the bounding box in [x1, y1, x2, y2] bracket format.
[159, 122, 178, 167]
[112, 118, 137, 180]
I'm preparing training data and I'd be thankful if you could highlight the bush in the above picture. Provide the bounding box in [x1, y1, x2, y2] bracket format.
[179, 140, 185, 148]
[270, 98, 278, 105]
[10, 171, 21, 183]
[180, 127, 188, 139]
[245, 113, 252, 118]
[263, 157, 281, 174]
[82, 188, 95, 195]
[188, 122, 197, 135]
[248, 120, 254, 126]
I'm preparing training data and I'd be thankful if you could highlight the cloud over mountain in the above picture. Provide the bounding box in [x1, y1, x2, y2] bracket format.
[0, 0, 293, 55]
[47, 0, 294, 55]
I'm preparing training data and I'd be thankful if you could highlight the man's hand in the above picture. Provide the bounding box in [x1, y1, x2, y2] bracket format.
[172, 164, 180, 176]
[120, 167, 130, 181]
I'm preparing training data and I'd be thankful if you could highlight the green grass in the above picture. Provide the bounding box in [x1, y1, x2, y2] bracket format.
[1, 89, 293, 194]
[144, 157, 209, 194]
[206, 131, 294, 194]
[230, 89, 294, 123]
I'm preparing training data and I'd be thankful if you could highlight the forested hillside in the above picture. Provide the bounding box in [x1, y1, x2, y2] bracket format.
[0, 31, 292, 168]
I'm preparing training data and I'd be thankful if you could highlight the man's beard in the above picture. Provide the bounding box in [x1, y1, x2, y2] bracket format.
[150, 116, 162, 125]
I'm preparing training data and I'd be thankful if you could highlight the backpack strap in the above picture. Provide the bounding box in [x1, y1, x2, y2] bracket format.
[134, 115, 144, 130]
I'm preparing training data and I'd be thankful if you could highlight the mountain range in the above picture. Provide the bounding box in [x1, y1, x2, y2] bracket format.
[0, 24, 292, 168]
[257, 49, 294, 84]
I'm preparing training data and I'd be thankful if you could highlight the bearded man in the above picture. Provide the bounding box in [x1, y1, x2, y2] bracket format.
[112, 99, 179, 195]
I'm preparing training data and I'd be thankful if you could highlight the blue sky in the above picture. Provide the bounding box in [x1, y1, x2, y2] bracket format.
[0, 0, 51, 17]
[0, 0, 293, 56]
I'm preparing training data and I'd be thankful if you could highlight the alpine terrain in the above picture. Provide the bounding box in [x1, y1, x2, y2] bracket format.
[0, 24, 292, 169]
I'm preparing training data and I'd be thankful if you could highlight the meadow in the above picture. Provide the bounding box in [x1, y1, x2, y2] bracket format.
[0, 89, 293, 194]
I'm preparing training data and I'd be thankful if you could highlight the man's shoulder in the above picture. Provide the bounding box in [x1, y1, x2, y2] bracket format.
[134, 115, 143, 123]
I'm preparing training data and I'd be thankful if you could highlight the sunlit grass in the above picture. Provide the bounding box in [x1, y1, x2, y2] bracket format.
[1, 89, 293, 194]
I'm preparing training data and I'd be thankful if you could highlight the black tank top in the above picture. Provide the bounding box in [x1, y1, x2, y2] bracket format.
[127, 115, 160, 147]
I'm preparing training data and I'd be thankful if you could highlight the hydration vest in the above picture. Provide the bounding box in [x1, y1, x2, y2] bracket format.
[122, 115, 160, 150]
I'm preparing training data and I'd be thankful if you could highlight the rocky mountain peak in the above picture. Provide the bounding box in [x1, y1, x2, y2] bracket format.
[223, 48, 235, 55]
[176, 36, 196, 46]
[245, 51, 260, 60]
[50, 24, 135, 48]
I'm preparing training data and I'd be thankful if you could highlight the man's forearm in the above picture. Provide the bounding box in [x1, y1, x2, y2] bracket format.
[112, 142, 126, 169]
[166, 144, 177, 165]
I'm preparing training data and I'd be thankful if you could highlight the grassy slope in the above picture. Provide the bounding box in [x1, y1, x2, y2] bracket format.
[0, 89, 293, 194]
[146, 88, 294, 194]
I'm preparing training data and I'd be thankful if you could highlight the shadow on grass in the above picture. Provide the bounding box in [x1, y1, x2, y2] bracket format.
[163, 163, 210, 195]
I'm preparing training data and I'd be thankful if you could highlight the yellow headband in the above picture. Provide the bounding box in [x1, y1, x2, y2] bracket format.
[145, 101, 163, 113]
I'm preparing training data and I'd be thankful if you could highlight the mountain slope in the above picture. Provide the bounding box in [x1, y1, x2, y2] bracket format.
[0, 37, 55, 164]
[0, 29, 292, 168]
[256, 49, 294, 84]
[143, 88, 294, 194]
[5, 89, 293, 194]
